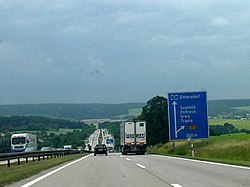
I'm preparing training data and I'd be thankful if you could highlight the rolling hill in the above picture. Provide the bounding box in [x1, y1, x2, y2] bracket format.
[0, 99, 249, 120]
[0, 103, 145, 120]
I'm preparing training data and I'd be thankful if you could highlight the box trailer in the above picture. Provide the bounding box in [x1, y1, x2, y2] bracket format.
[120, 121, 146, 155]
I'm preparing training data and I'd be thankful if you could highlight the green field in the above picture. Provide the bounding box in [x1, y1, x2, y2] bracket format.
[234, 106, 250, 112]
[128, 108, 142, 116]
[116, 108, 142, 118]
[209, 119, 250, 130]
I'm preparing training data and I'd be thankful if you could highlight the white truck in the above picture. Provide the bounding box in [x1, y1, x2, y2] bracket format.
[11, 133, 37, 152]
[120, 121, 146, 155]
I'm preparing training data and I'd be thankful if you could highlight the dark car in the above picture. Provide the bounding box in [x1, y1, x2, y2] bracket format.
[94, 144, 108, 156]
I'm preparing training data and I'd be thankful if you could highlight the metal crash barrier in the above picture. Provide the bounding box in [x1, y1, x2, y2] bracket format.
[0, 149, 88, 167]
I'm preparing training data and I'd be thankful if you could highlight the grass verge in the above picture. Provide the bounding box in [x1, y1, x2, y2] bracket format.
[147, 133, 250, 167]
[0, 153, 88, 187]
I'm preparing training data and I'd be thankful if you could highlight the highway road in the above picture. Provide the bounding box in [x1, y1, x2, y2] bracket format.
[85, 129, 114, 152]
[85, 129, 100, 151]
[8, 154, 250, 187]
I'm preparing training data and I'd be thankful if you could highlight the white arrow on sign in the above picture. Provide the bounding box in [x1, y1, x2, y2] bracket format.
[176, 126, 185, 135]
[172, 101, 178, 138]
[172, 101, 185, 138]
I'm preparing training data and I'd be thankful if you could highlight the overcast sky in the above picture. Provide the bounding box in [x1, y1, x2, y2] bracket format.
[0, 0, 250, 104]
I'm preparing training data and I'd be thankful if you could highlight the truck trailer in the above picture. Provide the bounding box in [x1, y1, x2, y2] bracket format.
[120, 121, 146, 155]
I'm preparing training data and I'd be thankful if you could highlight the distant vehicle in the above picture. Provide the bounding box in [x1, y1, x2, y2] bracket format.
[11, 133, 37, 152]
[106, 136, 115, 153]
[77, 147, 83, 153]
[94, 144, 108, 156]
[87, 144, 92, 151]
[63, 145, 72, 150]
[120, 121, 146, 155]
[40, 147, 52, 151]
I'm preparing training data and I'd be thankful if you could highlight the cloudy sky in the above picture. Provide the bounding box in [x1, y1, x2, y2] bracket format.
[0, 0, 250, 104]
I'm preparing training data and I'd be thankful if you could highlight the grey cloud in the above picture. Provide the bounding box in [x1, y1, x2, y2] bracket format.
[0, 0, 249, 104]
[210, 16, 230, 27]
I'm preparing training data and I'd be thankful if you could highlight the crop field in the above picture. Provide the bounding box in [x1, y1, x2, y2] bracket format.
[128, 108, 142, 116]
[234, 106, 250, 112]
[209, 119, 250, 130]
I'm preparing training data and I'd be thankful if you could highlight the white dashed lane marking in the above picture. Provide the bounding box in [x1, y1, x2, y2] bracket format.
[136, 163, 146, 169]
[171, 184, 183, 187]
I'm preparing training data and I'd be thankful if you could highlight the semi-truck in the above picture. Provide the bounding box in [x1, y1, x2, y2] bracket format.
[11, 133, 37, 152]
[120, 121, 146, 155]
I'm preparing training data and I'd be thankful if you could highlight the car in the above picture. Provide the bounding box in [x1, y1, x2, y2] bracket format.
[24, 147, 36, 152]
[94, 144, 108, 156]
[40, 147, 52, 151]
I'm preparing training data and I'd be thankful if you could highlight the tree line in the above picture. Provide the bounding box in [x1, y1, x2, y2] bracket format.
[0, 115, 86, 131]
[0, 116, 96, 153]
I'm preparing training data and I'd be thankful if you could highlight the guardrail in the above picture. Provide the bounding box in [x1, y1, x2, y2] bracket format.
[0, 149, 90, 167]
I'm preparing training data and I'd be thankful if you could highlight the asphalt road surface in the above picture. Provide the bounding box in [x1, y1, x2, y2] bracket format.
[7, 154, 250, 187]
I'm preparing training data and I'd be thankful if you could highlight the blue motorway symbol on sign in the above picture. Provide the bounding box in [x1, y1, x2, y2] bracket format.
[168, 91, 209, 141]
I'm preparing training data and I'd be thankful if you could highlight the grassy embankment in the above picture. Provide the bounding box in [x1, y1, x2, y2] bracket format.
[147, 133, 250, 167]
[0, 153, 88, 187]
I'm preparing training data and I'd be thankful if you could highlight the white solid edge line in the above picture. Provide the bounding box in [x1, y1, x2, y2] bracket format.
[136, 163, 146, 169]
[21, 154, 92, 187]
[171, 184, 183, 187]
[151, 154, 250, 170]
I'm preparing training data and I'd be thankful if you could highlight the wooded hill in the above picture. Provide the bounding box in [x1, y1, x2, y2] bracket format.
[0, 103, 145, 120]
[0, 99, 249, 120]
[208, 99, 250, 117]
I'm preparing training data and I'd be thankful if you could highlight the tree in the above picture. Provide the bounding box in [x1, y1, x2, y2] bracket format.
[209, 123, 237, 136]
[0, 134, 11, 153]
[138, 95, 169, 146]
